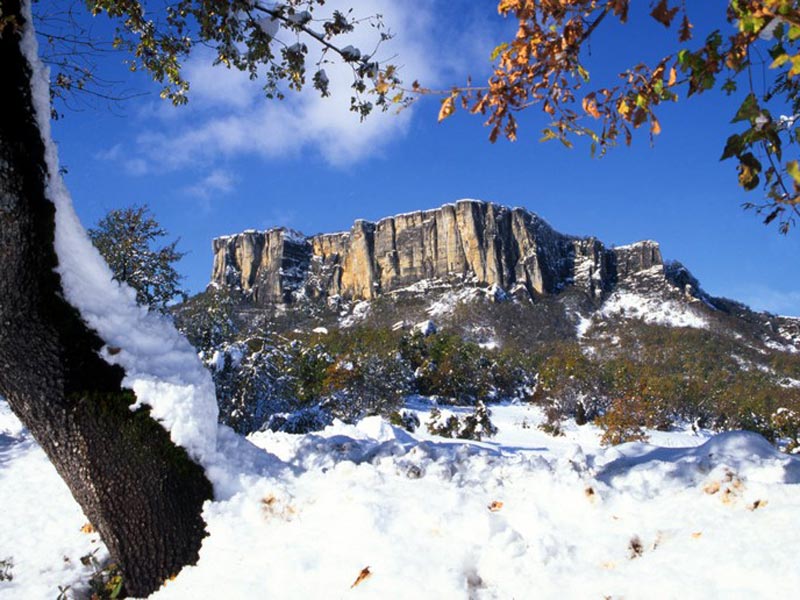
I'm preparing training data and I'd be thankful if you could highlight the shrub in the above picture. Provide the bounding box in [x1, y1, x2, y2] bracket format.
[771, 408, 800, 453]
[0, 557, 13, 582]
[427, 402, 498, 441]
[264, 405, 333, 434]
[389, 410, 420, 432]
[596, 397, 650, 446]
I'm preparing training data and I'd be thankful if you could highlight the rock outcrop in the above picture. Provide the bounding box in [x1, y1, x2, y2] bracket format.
[210, 200, 677, 306]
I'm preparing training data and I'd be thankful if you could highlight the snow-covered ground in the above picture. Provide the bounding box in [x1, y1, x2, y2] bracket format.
[2, 398, 799, 599]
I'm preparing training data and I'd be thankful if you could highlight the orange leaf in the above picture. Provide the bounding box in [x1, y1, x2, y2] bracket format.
[651, 117, 662, 135]
[582, 96, 601, 118]
[351, 566, 372, 589]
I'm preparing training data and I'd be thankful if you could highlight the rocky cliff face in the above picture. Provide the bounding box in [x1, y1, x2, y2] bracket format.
[210, 200, 678, 306]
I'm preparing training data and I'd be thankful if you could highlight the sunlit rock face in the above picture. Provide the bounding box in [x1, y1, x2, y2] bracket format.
[210, 200, 672, 306]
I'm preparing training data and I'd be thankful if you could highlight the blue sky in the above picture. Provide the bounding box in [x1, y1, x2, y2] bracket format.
[43, 1, 800, 315]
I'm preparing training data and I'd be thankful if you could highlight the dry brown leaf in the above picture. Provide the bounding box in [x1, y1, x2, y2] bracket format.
[351, 566, 371, 589]
[650, 0, 679, 27]
[584, 486, 596, 502]
[691, 531, 702, 539]
[703, 481, 720, 495]
[748, 499, 768, 511]
[80, 523, 95, 534]
[488, 500, 504, 512]
[438, 96, 456, 122]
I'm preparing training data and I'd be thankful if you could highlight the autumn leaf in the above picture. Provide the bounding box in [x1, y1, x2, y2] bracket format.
[787, 160, 800, 185]
[650, 0, 679, 28]
[650, 117, 661, 135]
[582, 95, 601, 118]
[438, 96, 456, 122]
[679, 14, 693, 41]
[351, 566, 372, 589]
[611, 0, 629, 23]
[488, 500, 504, 512]
[667, 67, 677, 87]
[80, 523, 95, 534]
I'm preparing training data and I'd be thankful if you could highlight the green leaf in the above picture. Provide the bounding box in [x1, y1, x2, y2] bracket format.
[786, 160, 800, 185]
[490, 43, 508, 61]
[732, 93, 759, 123]
[770, 53, 790, 69]
[720, 134, 744, 160]
[539, 128, 558, 143]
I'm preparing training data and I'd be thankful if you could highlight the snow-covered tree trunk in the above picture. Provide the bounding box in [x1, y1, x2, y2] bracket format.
[0, 0, 212, 595]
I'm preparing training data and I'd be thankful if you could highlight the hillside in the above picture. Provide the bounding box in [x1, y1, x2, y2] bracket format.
[174, 200, 800, 447]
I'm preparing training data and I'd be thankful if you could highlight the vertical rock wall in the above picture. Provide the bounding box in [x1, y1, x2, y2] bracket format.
[210, 200, 668, 306]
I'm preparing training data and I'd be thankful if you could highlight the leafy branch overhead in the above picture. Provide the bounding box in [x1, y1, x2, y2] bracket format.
[430, 0, 800, 233]
[86, 0, 407, 120]
[88, 0, 406, 118]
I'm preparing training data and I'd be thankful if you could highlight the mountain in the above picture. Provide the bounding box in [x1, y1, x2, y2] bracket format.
[211, 199, 680, 305]
[206, 199, 797, 348]
[174, 199, 800, 443]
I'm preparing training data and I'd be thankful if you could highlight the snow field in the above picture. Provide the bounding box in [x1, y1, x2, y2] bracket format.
[3, 399, 800, 599]
[162, 405, 800, 598]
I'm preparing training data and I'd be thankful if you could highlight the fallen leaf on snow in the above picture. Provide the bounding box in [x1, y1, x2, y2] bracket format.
[351, 566, 371, 589]
[488, 501, 504, 512]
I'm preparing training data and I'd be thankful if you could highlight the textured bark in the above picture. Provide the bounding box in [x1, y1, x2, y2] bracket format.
[0, 2, 212, 596]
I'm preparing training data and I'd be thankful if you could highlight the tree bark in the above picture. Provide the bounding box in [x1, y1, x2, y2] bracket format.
[0, 1, 212, 596]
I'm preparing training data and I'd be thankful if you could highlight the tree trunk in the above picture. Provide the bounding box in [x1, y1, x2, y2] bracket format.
[0, 1, 212, 596]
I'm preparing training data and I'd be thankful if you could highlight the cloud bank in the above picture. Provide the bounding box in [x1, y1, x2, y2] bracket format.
[113, 0, 493, 178]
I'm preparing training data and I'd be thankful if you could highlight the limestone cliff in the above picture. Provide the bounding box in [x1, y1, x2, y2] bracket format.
[210, 200, 677, 306]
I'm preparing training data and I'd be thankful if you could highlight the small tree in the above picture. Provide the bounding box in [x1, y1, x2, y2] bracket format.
[89, 204, 186, 309]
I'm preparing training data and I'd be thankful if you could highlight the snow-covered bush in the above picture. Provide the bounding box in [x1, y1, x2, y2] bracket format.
[427, 402, 498, 441]
[320, 352, 413, 422]
[389, 410, 420, 432]
[0, 557, 12, 582]
[772, 408, 800, 453]
[533, 342, 608, 429]
[264, 405, 333, 434]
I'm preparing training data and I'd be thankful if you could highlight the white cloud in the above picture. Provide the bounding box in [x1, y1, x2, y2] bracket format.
[94, 143, 122, 161]
[123, 158, 148, 176]
[183, 169, 237, 202]
[120, 0, 495, 171]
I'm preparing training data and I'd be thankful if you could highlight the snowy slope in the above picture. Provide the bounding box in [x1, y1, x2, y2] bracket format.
[2, 398, 799, 599]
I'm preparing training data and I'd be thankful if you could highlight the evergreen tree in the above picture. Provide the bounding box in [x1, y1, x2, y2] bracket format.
[89, 205, 186, 309]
